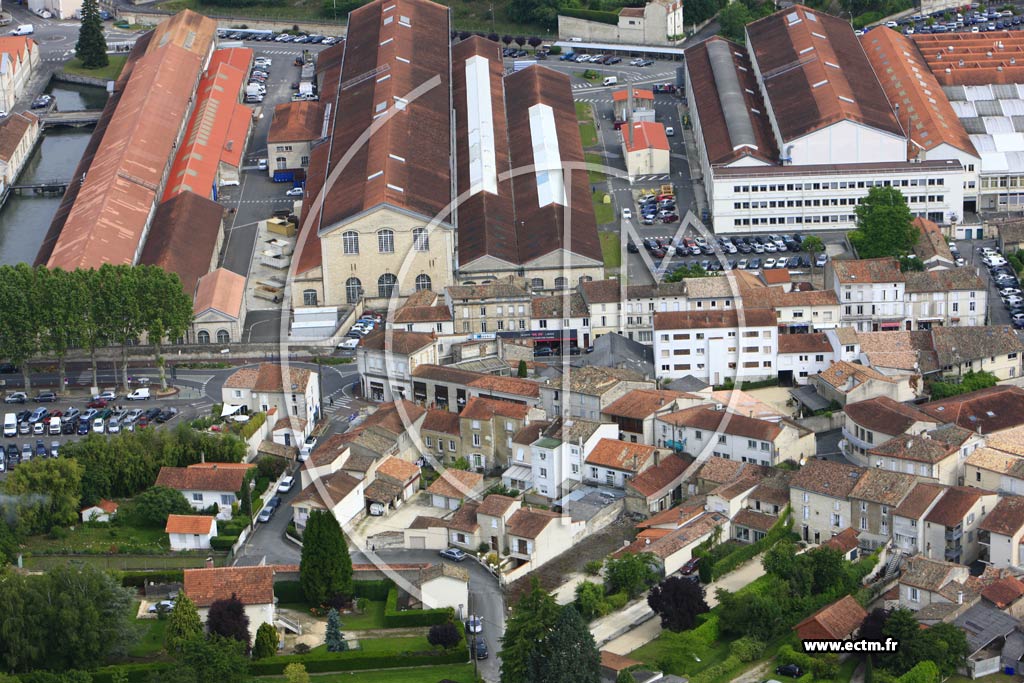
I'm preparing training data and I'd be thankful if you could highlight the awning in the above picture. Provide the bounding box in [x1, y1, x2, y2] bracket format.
[221, 404, 243, 417]
[880, 322, 902, 330]
[790, 385, 830, 412]
[502, 465, 533, 483]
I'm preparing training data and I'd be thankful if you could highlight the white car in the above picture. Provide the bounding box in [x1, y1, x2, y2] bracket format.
[984, 256, 1008, 267]
[621, 208, 632, 220]
[337, 337, 360, 349]
[93, 391, 116, 401]
[763, 258, 776, 269]
[285, 187, 304, 197]
[278, 476, 295, 493]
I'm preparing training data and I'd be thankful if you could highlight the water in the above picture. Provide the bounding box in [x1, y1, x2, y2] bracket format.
[0, 85, 107, 266]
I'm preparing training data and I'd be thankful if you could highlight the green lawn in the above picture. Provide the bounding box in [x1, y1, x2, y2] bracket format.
[342, 600, 386, 630]
[630, 632, 730, 679]
[62, 55, 128, 82]
[23, 523, 169, 554]
[258, 663, 476, 682]
[579, 121, 598, 147]
[127, 613, 168, 659]
[947, 676, 1017, 683]
[585, 152, 607, 182]
[593, 191, 614, 225]
[576, 101, 593, 120]
[307, 636, 437, 654]
[600, 231, 622, 268]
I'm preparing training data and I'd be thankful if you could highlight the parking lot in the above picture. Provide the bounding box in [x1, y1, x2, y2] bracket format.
[879, 5, 1024, 35]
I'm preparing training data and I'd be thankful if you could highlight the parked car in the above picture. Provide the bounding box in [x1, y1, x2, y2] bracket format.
[681, 556, 701, 575]
[77, 420, 90, 435]
[471, 636, 489, 660]
[34, 391, 56, 403]
[92, 418, 105, 434]
[465, 616, 483, 634]
[34, 440, 45, 457]
[776, 664, 803, 678]
[257, 506, 274, 523]
[4, 392, 26, 404]
[92, 391, 117, 402]
[440, 547, 467, 562]
[155, 408, 178, 423]
[278, 476, 295, 493]
[285, 187, 304, 197]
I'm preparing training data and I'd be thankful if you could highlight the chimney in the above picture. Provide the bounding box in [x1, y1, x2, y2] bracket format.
[957, 590, 963, 605]
[644, 537, 651, 545]
[623, 539, 630, 548]
[205, 556, 214, 568]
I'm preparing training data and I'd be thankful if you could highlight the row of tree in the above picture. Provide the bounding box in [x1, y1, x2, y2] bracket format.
[0, 263, 193, 395]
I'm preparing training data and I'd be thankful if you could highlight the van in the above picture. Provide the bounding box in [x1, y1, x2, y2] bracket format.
[126, 387, 150, 401]
[602, 76, 618, 86]
[48, 416, 60, 435]
[665, 126, 675, 136]
[10, 25, 33, 35]
[258, 158, 268, 171]
[3, 413, 15, 438]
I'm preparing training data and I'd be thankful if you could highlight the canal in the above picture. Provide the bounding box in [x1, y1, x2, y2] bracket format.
[0, 83, 107, 266]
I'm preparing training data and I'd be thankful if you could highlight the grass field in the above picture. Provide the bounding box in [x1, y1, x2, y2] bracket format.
[62, 55, 128, 81]
[593, 192, 614, 226]
[23, 523, 170, 554]
[585, 152, 607, 182]
[341, 600, 386, 630]
[579, 121, 598, 147]
[259, 663, 477, 682]
[23, 554, 225, 570]
[600, 231, 622, 268]
[576, 101, 593, 120]
[127, 610, 168, 659]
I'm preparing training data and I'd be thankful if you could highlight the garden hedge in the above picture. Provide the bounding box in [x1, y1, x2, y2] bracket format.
[210, 535, 239, 551]
[119, 570, 184, 587]
[247, 647, 467, 676]
[354, 579, 392, 601]
[91, 663, 172, 683]
[274, 579, 305, 604]
[560, 7, 619, 24]
[384, 587, 453, 627]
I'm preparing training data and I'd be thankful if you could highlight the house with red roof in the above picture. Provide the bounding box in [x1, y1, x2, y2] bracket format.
[80, 499, 118, 523]
[0, 37, 39, 112]
[922, 486, 998, 565]
[183, 566, 275, 642]
[794, 595, 866, 642]
[979, 496, 1024, 570]
[165, 515, 218, 551]
[621, 120, 670, 181]
[222, 362, 321, 441]
[191, 268, 247, 346]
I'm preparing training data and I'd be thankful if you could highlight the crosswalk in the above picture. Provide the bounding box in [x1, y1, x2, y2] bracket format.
[570, 71, 675, 90]
[323, 393, 358, 420]
[633, 174, 672, 182]
[253, 48, 307, 56]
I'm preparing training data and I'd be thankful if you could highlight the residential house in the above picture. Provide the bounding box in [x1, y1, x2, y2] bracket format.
[191, 268, 247, 346]
[758, 288, 840, 333]
[580, 279, 623, 339]
[445, 280, 533, 337]
[411, 364, 540, 412]
[476, 494, 521, 552]
[183, 566, 275, 642]
[912, 217, 956, 270]
[358, 330, 439, 403]
[0, 111, 40, 195]
[622, 281, 688, 344]
[621, 120, 670, 182]
[505, 506, 586, 574]
[732, 475, 790, 543]
[530, 418, 617, 499]
[777, 333, 834, 386]
[966, 426, 1024, 494]
[793, 595, 867, 642]
[653, 309, 779, 384]
[824, 527, 862, 560]
[656, 405, 814, 466]
[612, 87, 654, 121]
[530, 292, 592, 351]
[848, 468, 917, 550]
[931, 325, 1024, 380]
[584, 438, 659, 489]
[842, 396, 940, 462]
[539, 366, 653, 421]
[364, 456, 421, 514]
[706, 472, 763, 519]
[165, 515, 217, 551]
[417, 563, 469, 612]
[831, 258, 906, 332]
[446, 501, 482, 549]
[790, 459, 866, 545]
[421, 408, 463, 466]
[617, 510, 729, 575]
[625, 453, 693, 516]
[222, 363, 321, 439]
[904, 271, 987, 330]
[600, 652, 645, 683]
[810, 360, 913, 407]
[854, 330, 939, 384]
[459, 397, 539, 474]
[923, 486, 998, 564]
[503, 420, 548, 492]
[290, 469, 365, 531]
[979, 496, 1024, 569]
[337, 399, 426, 464]
[0, 38, 39, 113]
[601, 388, 702, 444]
[866, 423, 981, 486]
[920, 386, 1024, 436]
[981, 576, 1024, 619]
[390, 290, 455, 339]
[271, 417, 307, 451]
[899, 555, 970, 612]
[427, 469, 484, 510]
[266, 100, 323, 176]
[690, 457, 769, 495]
[80, 499, 118, 523]
[893, 482, 948, 554]
[155, 464, 254, 519]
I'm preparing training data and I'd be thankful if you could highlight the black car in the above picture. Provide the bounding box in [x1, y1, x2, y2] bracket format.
[34, 391, 57, 403]
[61, 419, 77, 435]
[470, 637, 489, 660]
[15, 410, 29, 424]
[626, 241, 639, 254]
[776, 664, 802, 678]
[34, 440, 46, 458]
[0, 363, 16, 374]
[5, 443, 17, 461]
[155, 408, 178, 423]
[145, 407, 162, 421]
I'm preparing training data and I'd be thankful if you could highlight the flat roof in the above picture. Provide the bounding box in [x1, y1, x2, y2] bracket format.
[553, 40, 686, 56]
[913, 31, 1024, 86]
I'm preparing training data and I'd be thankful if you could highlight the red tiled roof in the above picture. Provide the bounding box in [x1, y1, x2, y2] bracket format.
[980, 495, 1024, 536]
[138, 192, 224, 298]
[654, 308, 777, 330]
[913, 31, 1024, 86]
[423, 408, 461, 435]
[627, 453, 693, 497]
[506, 507, 561, 539]
[921, 386, 1024, 435]
[844, 396, 938, 436]
[612, 88, 653, 102]
[268, 100, 324, 143]
[426, 469, 483, 500]
[155, 465, 248, 492]
[778, 333, 832, 355]
[192, 268, 245, 319]
[585, 438, 658, 473]
[832, 258, 904, 284]
[982, 576, 1024, 608]
[925, 486, 986, 527]
[376, 456, 420, 484]
[82, 499, 119, 514]
[460, 396, 530, 421]
[601, 651, 642, 671]
[603, 389, 691, 420]
[165, 514, 216, 535]
[794, 595, 867, 640]
[894, 482, 946, 519]
[622, 121, 669, 152]
[0, 110, 37, 164]
[477, 494, 517, 518]
[824, 527, 860, 553]
[183, 566, 274, 607]
[660, 405, 782, 442]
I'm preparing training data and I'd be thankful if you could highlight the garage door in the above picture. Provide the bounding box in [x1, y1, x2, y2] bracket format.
[409, 536, 426, 549]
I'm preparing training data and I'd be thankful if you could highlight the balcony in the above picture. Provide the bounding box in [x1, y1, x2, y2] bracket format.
[945, 525, 963, 542]
[979, 529, 991, 547]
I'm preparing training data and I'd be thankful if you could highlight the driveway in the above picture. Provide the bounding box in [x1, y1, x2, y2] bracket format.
[233, 475, 303, 567]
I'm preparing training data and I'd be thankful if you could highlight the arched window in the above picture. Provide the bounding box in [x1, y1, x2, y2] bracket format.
[342, 231, 359, 255]
[345, 277, 362, 304]
[377, 229, 394, 253]
[217, 330, 230, 344]
[378, 273, 398, 298]
[579, 275, 593, 283]
[303, 289, 318, 306]
[554, 277, 568, 290]
[276, 157, 287, 169]
[530, 278, 544, 290]
[413, 227, 429, 251]
[415, 274, 432, 291]
[197, 330, 210, 344]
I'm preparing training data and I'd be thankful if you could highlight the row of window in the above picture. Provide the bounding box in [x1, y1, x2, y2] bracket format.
[337, 274, 432, 303]
[733, 214, 857, 227]
[341, 228, 429, 255]
[196, 329, 231, 344]
[731, 178, 945, 193]
[660, 330, 772, 341]
[660, 360, 773, 371]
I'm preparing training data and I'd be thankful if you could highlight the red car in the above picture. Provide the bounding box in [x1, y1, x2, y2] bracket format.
[661, 214, 679, 223]
[87, 399, 107, 409]
[681, 556, 701, 575]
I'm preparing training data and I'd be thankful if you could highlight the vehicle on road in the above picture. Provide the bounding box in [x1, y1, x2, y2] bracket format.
[465, 616, 483, 634]
[257, 507, 274, 523]
[471, 636, 489, 660]
[776, 664, 802, 678]
[440, 547, 467, 562]
[278, 476, 295, 493]
[127, 388, 150, 400]
[286, 187, 304, 197]
[4, 393, 25, 404]
[34, 391, 56, 403]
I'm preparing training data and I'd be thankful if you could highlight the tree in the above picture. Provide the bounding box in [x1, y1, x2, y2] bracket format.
[283, 663, 310, 683]
[507, 0, 559, 28]
[515, 36, 526, 46]
[807, 547, 847, 594]
[802, 235, 825, 274]
[123, 486, 193, 528]
[166, 594, 203, 655]
[849, 186, 918, 259]
[0, 264, 41, 393]
[526, 606, 601, 683]
[75, 0, 108, 68]
[502, 34, 514, 45]
[206, 594, 250, 646]
[137, 266, 193, 391]
[180, 635, 248, 683]
[528, 36, 542, 48]
[500, 578, 561, 683]
[324, 608, 347, 652]
[487, 32, 500, 41]
[427, 621, 461, 650]
[299, 510, 354, 605]
[718, 1, 752, 42]
[95, 265, 143, 393]
[77, 268, 108, 391]
[647, 576, 710, 632]
[252, 622, 278, 659]
[35, 268, 85, 396]
[881, 608, 924, 674]
[603, 552, 658, 599]
[517, 359, 528, 378]
[574, 580, 610, 621]
[858, 607, 889, 645]
[920, 622, 970, 676]
[3, 456, 84, 534]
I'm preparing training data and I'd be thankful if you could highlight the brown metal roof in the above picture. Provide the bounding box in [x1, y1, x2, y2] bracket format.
[451, 36, 519, 269]
[861, 29, 977, 158]
[746, 5, 902, 142]
[844, 396, 938, 436]
[268, 100, 325, 143]
[314, 0, 453, 238]
[146, 9, 217, 60]
[139, 192, 224, 297]
[925, 486, 986, 526]
[683, 36, 778, 166]
[504, 65, 602, 264]
[913, 31, 1024, 86]
[653, 308, 777, 330]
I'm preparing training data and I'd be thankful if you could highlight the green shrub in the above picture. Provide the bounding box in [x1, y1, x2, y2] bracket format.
[247, 647, 467, 676]
[778, 644, 839, 679]
[730, 636, 766, 662]
[90, 663, 172, 683]
[560, 7, 618, 23]
[210, 535, 239, 551]
[605, 591, 629, 611]
[690, 614, 719, 645]
[548, 46, 561, 55]
[235, 411, 267, 440]
[691, 654, 742, 683]
[274, 580, 306, 604]
[383, 587, 453, 627]
[353, 579, 392, 601]
[584, 560, 603, 576]
[119, 570, 184, 587]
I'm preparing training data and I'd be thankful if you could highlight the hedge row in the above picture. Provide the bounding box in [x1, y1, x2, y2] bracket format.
[384, 587, 453, 627]
[698, 507, 795, 582]
[274, 579, 305, 604]
[247, 647, 467, 676]
[210, 535, 239, 551]
[91, 663, 172, 683]
[777, 643, 839, 679]
[560, 7, 619, 24]
[272, 579, 395, 605]
[119, 570, 184, 587]
[237, 411, 267, 440]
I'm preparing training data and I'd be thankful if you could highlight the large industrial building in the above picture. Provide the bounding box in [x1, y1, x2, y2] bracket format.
[292, 0, 602, 327]
[686, 5, 966, 234]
